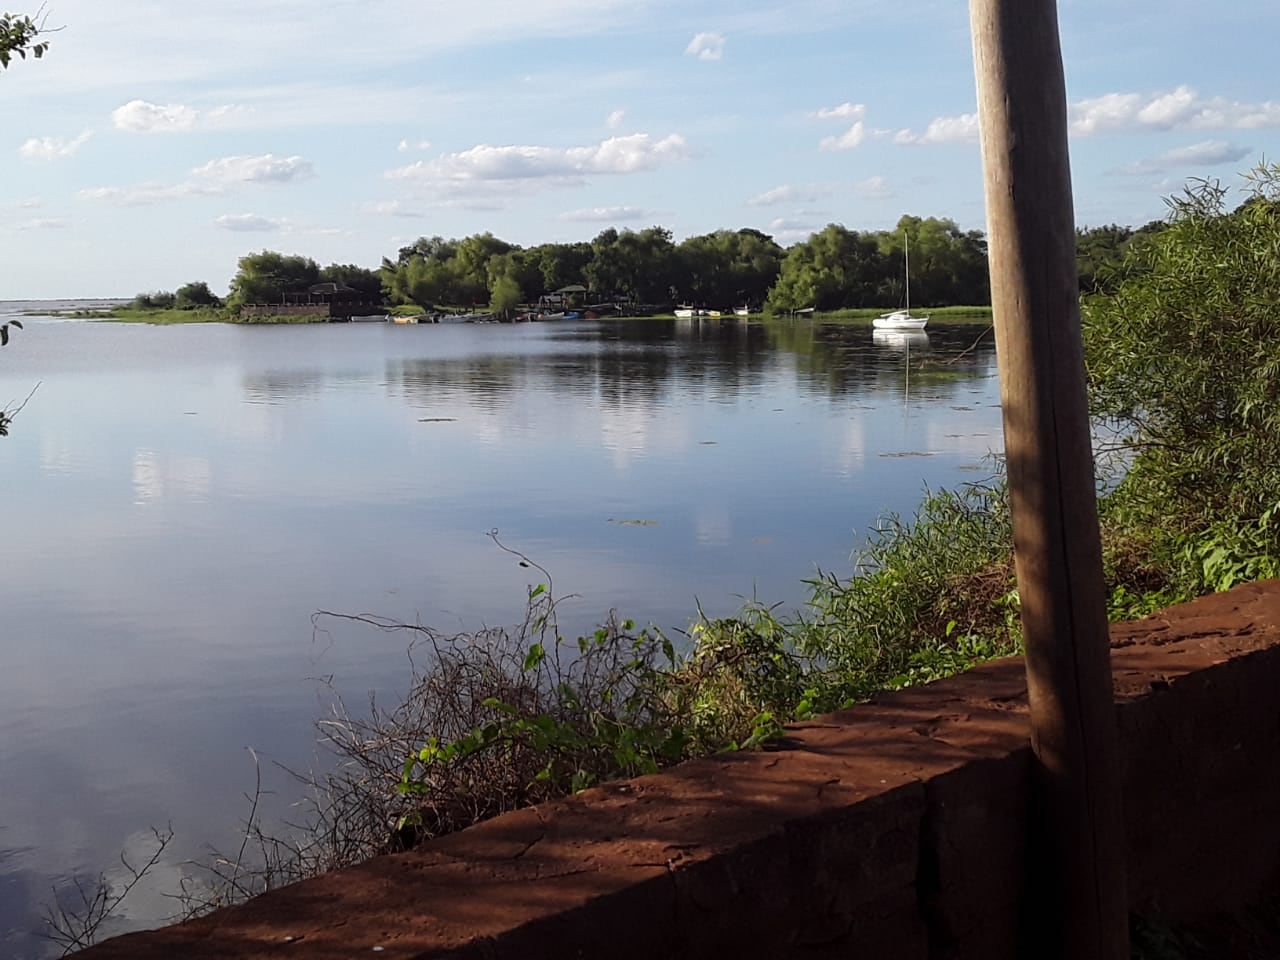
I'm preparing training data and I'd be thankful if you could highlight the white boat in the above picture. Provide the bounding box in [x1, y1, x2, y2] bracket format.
[351, 314, 390, 323]
[706, 310, 722, 318]
[674, 306, 696, 318]
[873, 234, 929, 330]
[734, 306, 751, 317]
[873, 309, 928, 331]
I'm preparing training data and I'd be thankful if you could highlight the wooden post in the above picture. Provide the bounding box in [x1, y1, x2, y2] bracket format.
[968, 1, 1129, 957]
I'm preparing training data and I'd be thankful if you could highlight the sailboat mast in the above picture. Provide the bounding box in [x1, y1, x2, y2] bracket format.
[905, 233, 910, 314]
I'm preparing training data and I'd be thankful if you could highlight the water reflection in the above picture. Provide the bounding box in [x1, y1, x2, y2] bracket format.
[0, 317, 1001, 956]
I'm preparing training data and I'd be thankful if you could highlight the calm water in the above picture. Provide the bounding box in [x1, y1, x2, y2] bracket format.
[0, 306, 1002, 954]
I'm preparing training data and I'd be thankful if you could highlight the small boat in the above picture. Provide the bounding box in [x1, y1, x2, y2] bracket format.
[674, 306, 696, 318]
[734, 306, 751, 317]
[873, 310, 929, 331]
[350, 314, 389, 323]
[873, 233, 928, 330]
[706, 310, 722, 318]
[391, 315, 420, 324]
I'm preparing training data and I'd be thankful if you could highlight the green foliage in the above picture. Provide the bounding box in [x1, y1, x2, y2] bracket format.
[318, 263, 381, 297]
[1085, 165, 1280, 594]
[228, 250, 320, 306]
[489, 274, 522, 316]
[0, 10, 48, 69]
[767, 217, 989, 312]
[393, 485, 1024, 838]
[174, 281, 222, 310]
[132, 290, 177, 310]
[798, 479, 1019, 699]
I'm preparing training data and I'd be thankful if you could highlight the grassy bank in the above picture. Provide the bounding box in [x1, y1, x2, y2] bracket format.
[63, 307, 329, 324]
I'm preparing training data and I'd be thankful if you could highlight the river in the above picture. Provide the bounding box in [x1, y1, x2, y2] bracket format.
[0, 305, 1002, 954]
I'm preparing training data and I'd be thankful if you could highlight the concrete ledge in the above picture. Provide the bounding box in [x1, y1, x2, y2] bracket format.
[82, 581, 1280, 959]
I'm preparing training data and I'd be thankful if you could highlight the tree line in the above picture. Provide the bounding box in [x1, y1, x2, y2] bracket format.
[134, 216, 1170, 316]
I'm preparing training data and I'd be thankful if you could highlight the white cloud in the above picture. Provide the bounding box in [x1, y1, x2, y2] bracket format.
[387, 133, 688, 192]
[748, 184, 799, 206]
[111, 99, 199, 133]
[606, 109, 626, 130]
[1071, 86, 1280, 136]
[855, 175, 893, 199]
[814, 102, 866, 121]
[360, 200, 427, 217]
[685, 31, 725, 61]
[19, 130, 93, 162]
[559, 206, 650, 222]
[79, 182, 223, 206]
[398, 138, 432, 152]
[1112, 140, 1252, 176]
[746, 183, 835, 207]
[192, 154, 315, 184]
[768, 217, 822, 243]
[894, 113, 980, 145]
[896, 87, 1280, 147]
[18, 218, 71, 231]
[819, 121, 867, 151]
[213, 213, 286, 232]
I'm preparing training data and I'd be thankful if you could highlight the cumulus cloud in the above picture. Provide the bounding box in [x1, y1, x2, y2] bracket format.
[193, 154, 315, 183]
[19, 130, 93, 162]
[559, 206, 650, 222]
[360, 199, 427, 217]
[895, 87, 1280, 147]
[110, 99, 246, 133]
[819, 121, 867, 151]
[79, 182, 223, 206]
[213, 213, 286, 232]
[894, 113, 980, 145]
[747, 184, 799, 206]
[398, 138, 432, 152]
[814, 102, 866, 121]
[606, 109, 626, 130]
[1071, 86, 1280, 136]
[387, 133, 688, 190]
[685, 32, 725, 61]
[855, 175, 893, 199]
[1112, 139, 1252, 176]
[18, 217, 71, 231]
[111, 99, 199, 132]
[768, 217, 821, 243]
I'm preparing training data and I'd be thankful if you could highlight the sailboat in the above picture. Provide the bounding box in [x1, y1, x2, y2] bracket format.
[873, 234, 929, 330]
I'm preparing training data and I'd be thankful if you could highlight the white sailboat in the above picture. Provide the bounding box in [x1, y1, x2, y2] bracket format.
[873, 234, 929, 331]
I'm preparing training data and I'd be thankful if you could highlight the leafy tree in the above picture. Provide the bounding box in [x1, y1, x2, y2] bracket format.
[132, 290, 176, 310]
[528, 242, 592, 294]
[769, 224, 886, 311]
[228, 251, 320, 306]
[0, 10, 49, 70]
[174, 282, 221, 309]
[1085, 165, 1280, 582]
[490, 274, 522, 317]
[319, 263, 382, 297]
[675, 229, 782, 307]
[453, 233, 513, 304]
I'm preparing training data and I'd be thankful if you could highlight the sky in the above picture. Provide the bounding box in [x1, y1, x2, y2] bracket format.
[2, 0, 1278, 298]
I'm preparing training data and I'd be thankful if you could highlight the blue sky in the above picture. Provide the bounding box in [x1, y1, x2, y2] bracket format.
[2, 0, 1278, 298]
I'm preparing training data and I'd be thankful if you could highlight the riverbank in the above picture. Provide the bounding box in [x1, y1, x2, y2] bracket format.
[43, 307, 328, 324]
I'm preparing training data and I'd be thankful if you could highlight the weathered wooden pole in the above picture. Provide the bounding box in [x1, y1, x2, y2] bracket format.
[968, 1, 1130, 957]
